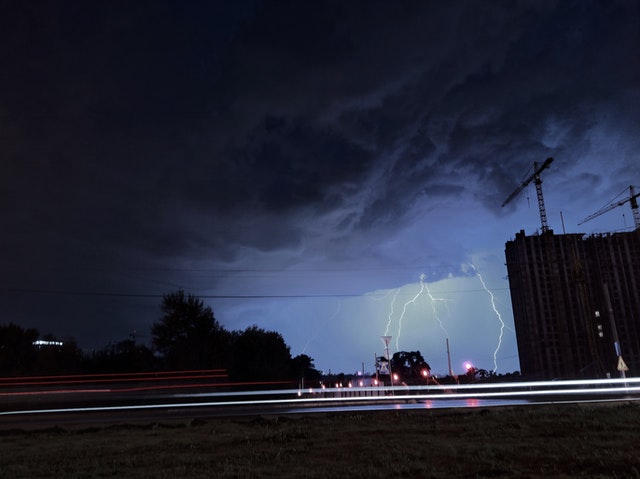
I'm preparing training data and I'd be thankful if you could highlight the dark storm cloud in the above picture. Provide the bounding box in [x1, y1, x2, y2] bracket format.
[1, 0, 639, 353]
[4, 0, 637, 255]
[225, 115, 374, 212]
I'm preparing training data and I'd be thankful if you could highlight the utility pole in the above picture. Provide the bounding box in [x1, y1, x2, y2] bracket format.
[603, 283, 628, 379]
[446, 338, 454, 377]
[381, 335, 393, 390]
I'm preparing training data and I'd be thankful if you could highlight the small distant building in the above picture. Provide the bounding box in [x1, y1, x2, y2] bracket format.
[375, 356, 390, 376]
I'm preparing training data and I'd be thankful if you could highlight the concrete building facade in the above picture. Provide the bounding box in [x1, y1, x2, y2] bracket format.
[505, 228, 640, 379]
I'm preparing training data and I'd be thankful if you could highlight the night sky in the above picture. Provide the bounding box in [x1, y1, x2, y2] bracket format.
[2, 1, 639, 376]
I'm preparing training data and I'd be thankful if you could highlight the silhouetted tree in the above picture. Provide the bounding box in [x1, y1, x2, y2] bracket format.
[84, 339, 156, 373]
[391, 350, 431, 383]
[230, 325, 292, 382]
[151, 290, 224, 370]
[0, 323, 39, 375]
[33, 335, 82, 374]
[290, 353, 322, 385]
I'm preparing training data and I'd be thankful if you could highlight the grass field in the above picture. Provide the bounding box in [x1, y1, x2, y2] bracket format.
[1, 402, 640, 478]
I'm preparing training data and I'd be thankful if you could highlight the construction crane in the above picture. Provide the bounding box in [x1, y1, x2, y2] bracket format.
[578, 185, 640, 230]
[501, 157, 554, 233]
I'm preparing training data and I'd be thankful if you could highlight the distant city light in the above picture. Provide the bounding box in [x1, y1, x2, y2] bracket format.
[33, 340, 64, 347]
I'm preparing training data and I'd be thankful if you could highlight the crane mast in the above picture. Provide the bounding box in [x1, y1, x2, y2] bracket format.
[502, 157, 554, 233]
[579, 185, 640, 230]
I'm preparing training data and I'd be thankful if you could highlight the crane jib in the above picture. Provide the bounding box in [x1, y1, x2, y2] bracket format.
[501, 158, 554, 233]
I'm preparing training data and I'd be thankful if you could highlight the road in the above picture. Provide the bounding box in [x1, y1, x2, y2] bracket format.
[2, 373, 639, 429]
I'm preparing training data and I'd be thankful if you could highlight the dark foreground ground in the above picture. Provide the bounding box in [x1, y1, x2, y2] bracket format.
[1, 402, 640, 478]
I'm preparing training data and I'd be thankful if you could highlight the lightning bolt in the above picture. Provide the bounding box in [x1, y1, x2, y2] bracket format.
[302, 300, 341, 355]
[425, 281, 450, 337]
[384, 288, 401, 336]
[388, 274, 451, 351]
[468, 263, 505, 373]
[395, 274, 426, 350]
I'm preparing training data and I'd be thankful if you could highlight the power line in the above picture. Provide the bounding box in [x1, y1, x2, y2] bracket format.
[1, 286, 510, 299]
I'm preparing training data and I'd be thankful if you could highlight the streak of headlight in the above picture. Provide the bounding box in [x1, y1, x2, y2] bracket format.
[468, 263, 505, 373]
[175, 377, 640, 398]
[0, 382, 233, 396]
[0, 381, 292, 397]
[3, 378, 639, 417]
[0, 373, 228, 388]
[0, 369, 227, 383]
[0, 370, 304, 397]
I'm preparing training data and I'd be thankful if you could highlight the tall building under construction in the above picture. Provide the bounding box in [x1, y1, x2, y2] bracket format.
[505, 228, 640, 380]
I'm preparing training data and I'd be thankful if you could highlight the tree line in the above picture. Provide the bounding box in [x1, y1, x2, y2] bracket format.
[0, 290, 321, 384]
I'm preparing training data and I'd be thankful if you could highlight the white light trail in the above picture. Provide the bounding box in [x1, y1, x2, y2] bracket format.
[3, 378, 639, 418]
